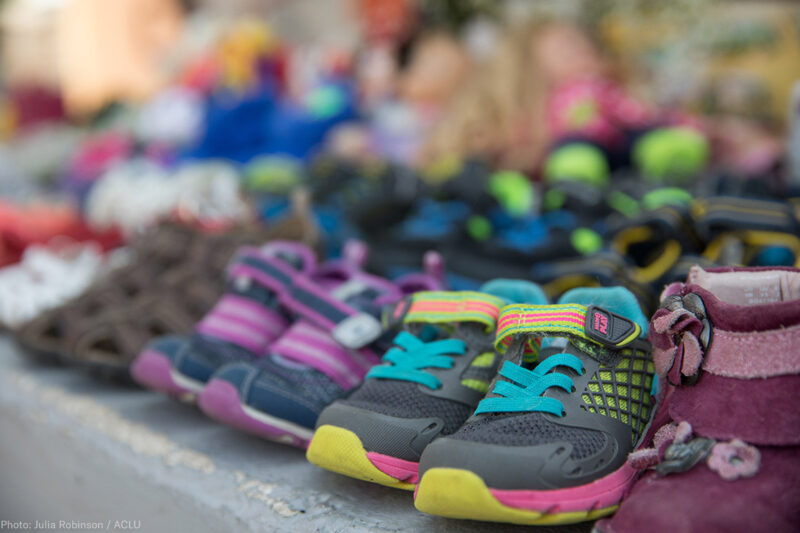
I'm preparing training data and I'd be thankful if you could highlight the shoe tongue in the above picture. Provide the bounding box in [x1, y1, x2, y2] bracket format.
[406, 322, 448, 342]
[391, 251, 447, 294]
[394, 290, 506, 332]
[687, 265, 800, 306]
[479, 279, 548, 306]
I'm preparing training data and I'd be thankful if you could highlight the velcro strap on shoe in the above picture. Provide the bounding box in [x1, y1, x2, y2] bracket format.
[693, 196, 800, 236]
[387, 291, 505, 333]
[703, 230, 800, 266]
[612, 204, 699, 247]
[227, 246, 305, 294]
[228, 249, 395, 354]
[496, 304, 642, 358]
[290, 275, 393, 354]
[196, 294, 289, 354]
[271, 320, 376, 390]
[195, 246, 301, 353]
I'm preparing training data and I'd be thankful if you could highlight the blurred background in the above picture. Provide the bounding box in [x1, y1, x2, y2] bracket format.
[0, 0, 799, 324]
[2, 0, 799, 167]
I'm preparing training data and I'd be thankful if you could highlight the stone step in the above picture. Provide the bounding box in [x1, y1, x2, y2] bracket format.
[0, 337, 591, 533]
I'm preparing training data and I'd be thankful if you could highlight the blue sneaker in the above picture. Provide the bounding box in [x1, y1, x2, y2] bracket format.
[197, 264, 445, 447]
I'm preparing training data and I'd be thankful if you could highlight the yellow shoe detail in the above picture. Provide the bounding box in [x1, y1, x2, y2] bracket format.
[306, 425, 415, 491]
[415, 468, 618, 525]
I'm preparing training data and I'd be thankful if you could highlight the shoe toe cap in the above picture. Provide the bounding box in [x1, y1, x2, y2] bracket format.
[419, 433, 623, 491]
[316, 402, 447, 462]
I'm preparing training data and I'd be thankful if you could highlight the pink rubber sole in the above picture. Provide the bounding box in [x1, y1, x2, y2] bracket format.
[489, 462, 638, 514]
[366, 451, 420, 484]
[130, 350, 199, 398]
[198, 379, 310, 449]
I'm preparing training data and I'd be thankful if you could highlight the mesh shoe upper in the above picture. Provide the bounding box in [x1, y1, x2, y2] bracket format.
[245, 355, 349, 429]
[336, 298, 502, 436]
[173, 333, 257, 383]
[448, 343, 654, 461]
[580, 347, 655, 444]
[418, 287, 657, 490]
[451, 412, 608, 460]
[340, 355, 483, 436]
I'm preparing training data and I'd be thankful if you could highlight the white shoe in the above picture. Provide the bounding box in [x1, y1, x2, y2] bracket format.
[0, 240, 106, 328]
[85, 159, 177, 234]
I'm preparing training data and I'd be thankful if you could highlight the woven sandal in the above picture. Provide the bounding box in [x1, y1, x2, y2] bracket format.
[57, 266, 225, 379]
[13, 206, 317, 375]
[12, 222, 204, 361]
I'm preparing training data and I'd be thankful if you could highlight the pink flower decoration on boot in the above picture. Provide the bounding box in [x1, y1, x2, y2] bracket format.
[674, 421, 693, 444]
[707, 439, 761, 481]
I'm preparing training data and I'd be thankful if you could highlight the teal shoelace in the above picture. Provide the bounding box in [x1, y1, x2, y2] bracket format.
[366, 330, 466, 390]
[475, 353, 585, 417]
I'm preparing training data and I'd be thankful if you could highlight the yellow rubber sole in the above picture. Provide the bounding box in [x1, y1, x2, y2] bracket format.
[306, 425, 415, 491]
[415, 468, 618, 525]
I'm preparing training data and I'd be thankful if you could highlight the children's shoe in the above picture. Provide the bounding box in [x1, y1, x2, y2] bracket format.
[195, 254, 446, 447]
[414, 286, 654, 525]
[0, 241, 105, 329]
[15, 221, 211, 362]
[17, 214, 315, 374]
[594, 266, 800, 533]
[609, 204, 703, 286]
[445, 209, 583, 283]
[131, 241, 318, 398]
[306, 280, 548, 489]
[0, 199, 121, 268]
[693, 196, 800, 268]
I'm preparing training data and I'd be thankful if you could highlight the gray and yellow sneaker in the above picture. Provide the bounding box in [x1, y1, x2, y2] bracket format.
[415, 286, 656, 525]
[305, 280, 548, 490]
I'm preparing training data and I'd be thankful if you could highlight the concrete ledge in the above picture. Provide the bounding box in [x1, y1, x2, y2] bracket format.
[0, 337, 590, 533]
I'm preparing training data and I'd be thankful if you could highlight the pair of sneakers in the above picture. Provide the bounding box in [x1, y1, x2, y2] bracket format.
[307, 280, 656, 525]
[131, 240, 445, 447]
